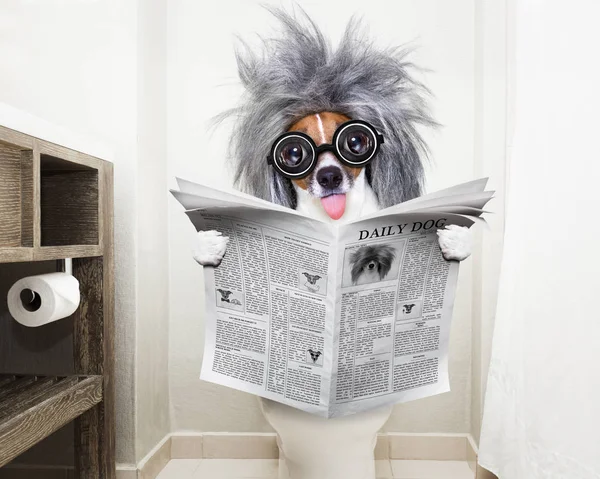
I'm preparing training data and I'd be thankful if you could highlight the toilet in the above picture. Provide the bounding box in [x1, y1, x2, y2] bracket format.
[259, 398, 393, 479]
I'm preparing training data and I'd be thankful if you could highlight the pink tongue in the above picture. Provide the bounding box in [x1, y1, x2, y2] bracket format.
[320, 194, 347, 220]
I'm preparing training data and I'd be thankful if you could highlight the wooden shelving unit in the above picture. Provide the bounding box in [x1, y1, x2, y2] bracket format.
[0, 125, 115, 477]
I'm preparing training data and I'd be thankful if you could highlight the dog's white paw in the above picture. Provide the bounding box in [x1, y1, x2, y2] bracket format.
[193, 230, 229, 267]
[436, 225, 472, 261]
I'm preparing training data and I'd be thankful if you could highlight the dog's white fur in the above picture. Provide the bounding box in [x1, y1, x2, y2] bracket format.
[437, 224, 472, 261]
[193, 230, 229, 267]
[354, 268, 382, 286]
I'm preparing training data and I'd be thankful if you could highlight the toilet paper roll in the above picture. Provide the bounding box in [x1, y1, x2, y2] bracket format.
[7, 273, 80, 327]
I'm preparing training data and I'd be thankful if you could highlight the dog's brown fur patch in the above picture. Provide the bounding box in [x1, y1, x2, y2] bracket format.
[287, 112, 361, 190]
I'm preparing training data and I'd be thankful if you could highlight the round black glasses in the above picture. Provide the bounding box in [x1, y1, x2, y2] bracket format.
[267, 120, 384, 179]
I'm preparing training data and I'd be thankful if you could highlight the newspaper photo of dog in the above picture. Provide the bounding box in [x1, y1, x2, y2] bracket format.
[215, 288, 244, 312]
[298, 269, 327, 296]
[397, 300, 422, 320]
[306, 348, 324, 367]
[341, 241, 405, 287]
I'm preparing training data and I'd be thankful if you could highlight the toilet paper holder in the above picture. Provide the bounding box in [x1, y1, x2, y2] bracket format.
[15, 260, 75, 315]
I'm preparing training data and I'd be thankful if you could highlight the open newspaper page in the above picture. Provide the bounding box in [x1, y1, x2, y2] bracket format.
[184, 206, 338, 417]
[328, 212, 474, 417]
[172, 177, 493, 418]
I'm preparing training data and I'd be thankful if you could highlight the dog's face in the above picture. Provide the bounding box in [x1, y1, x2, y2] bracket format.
[303, 272, 321, 285]
[403, 304, 415, 314]
[350, 244, 396, 285]
[308, 349, 322, 363]
[287, 112, 366, 221]
[217, 289, 233, 300]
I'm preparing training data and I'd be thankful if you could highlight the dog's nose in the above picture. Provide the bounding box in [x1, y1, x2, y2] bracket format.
[316, 166, 343, 189]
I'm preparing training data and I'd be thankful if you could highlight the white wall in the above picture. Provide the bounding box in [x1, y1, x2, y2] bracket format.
[0, 0, 170, 465]
[167, 0, 479, 434]
[136, 0, 171, 461]
[471, 0, 509, 443]
[0, 0, 137, 464]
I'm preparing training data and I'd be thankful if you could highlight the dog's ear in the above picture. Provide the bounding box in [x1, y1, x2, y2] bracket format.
[314, 275, 321, 281]
[303, 272, 310, 279]
[350, 262, 362, 285]
[377, 245, 396, 280]
[350, 247, 366, 284]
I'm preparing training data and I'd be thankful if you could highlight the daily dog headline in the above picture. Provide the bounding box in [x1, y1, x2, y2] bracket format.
[358, 218, 447, 241]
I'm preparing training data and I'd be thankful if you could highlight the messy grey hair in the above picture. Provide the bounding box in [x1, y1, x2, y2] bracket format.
[217, 7, 436, 209]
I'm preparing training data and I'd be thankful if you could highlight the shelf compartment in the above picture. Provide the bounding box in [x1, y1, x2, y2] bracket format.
[0, 375, 102, 467]
[41, 154, 99, 247]
[0, 141, 34, 248]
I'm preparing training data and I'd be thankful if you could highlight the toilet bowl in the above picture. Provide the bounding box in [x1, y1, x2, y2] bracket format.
[259, 398, 393, 479]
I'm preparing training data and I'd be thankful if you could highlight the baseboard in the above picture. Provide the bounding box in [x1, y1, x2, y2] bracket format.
[116, 465, 138, 479]
[467, 434, 478, 473]
[170, 432, 476, 461]
[2, 433, 499, 479]
[464, 436, 499, 479]
[168, 432, 498, 478]
[135, 434, 172, 479]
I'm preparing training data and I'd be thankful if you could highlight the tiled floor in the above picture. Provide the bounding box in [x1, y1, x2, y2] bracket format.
[156, 459, 475, 479]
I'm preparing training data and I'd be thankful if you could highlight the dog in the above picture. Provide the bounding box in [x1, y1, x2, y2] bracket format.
[216, 289, 241, 306]
[308, 349, 322, 364]
[216, 289, 233, 301]
[403, 304, 416, 314]
[303, 272, 322, 293]
[303, 273, 322, 286]
[194, 8, 471, 266]
[349, 244, 396, 285]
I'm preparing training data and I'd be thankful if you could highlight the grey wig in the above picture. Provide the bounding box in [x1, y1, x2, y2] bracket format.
[219, 7, 436, 209]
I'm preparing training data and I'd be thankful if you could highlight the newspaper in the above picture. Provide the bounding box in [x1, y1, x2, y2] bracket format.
[171, 178, 493, 418]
